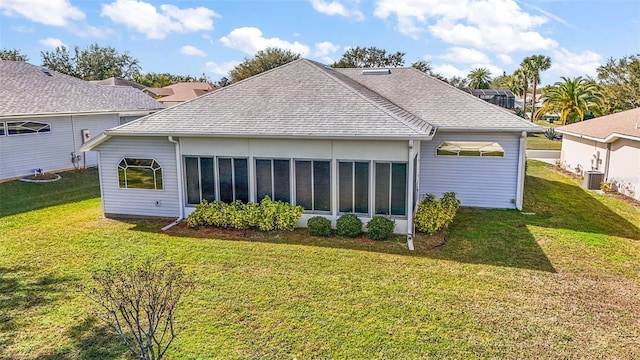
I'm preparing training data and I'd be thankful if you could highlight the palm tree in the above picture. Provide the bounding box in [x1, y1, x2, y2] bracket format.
[513, 67, 531, 117]
[535, 77, 605, 125]
[521, 55, 552, 122]
[467, 68, 492, 89]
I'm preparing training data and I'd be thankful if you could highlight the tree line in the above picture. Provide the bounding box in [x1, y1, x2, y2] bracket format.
[2, 45, 637, 124]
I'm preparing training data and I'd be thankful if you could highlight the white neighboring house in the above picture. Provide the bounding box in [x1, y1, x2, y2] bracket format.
[556, 107, 640, 200]
[82, 59, 540, 247]
[0, 61, 163, 181]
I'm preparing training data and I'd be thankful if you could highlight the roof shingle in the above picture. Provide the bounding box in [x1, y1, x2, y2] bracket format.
[0, 60, 163, 116]
[557, 107, 640, 141]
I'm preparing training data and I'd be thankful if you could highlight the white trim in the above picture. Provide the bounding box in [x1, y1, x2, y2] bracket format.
[516, 131, 526, 210]
[556, 129, 640, 144]
[406, 140, 415, 250]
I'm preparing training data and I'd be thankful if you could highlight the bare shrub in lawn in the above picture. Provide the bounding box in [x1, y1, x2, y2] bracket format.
[86, 256, 195, 360]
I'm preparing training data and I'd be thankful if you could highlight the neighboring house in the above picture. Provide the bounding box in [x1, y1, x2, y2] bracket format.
[0, 60, 163, 181]
[82, 59, 540, 248]
[143, 82, 220, 106]
[90, 77, 146, 90]
[556, 107, 640, 200]
[464, 89, 515, 109]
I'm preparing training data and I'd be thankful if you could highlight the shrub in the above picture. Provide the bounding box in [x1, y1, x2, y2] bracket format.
[186, 196, 303, 232]
[544, 127, 559, 141]
[366, 216, 395, 240]
[307, 216, 332, 237]
[336, 214, 362, 237]
[86, 255, 195, 360]
[414, 192, 460, 235]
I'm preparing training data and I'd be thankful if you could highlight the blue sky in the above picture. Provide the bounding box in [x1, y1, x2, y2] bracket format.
[1, 0, 638, 84]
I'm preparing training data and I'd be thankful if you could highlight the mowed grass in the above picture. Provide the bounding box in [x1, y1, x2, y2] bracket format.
[526, 133, 562, 150]
[1, 161, 640, 359]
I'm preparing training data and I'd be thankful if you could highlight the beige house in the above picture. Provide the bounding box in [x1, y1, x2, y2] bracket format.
[557, 107, 640, 200]
[143, 82, 220, 106]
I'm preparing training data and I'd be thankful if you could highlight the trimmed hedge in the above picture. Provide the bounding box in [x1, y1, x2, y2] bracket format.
[366, 216, 395, 240]
[186, 196, 304, 231]
[307, 216, 332, 237]
[336, 214, 362, 237]
[414, 192, 460, 234]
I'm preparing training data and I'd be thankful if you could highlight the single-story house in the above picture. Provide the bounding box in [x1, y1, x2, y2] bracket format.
[143, 82, 220, 106]
[82, 59, 540, 248]
[556, 107, 640, 200]
[0, 60, 164, 181]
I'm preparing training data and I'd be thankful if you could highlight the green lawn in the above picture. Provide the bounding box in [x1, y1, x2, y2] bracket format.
[527, 133, 562, 150]
[1, 162, 640, 359]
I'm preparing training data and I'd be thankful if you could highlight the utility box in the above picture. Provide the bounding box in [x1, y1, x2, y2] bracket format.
[583, 171, 604, 190]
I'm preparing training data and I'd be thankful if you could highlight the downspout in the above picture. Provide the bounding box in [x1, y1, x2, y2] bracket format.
[515, 131, 526, 210]
[604, 143, 612, 180]
[161, 135, 184, 231]
[406, 140, 415, 251]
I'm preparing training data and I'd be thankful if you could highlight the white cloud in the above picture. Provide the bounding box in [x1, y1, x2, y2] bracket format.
[547, 48, 602, 81]
[431, 62, 503, 80]
[101, 0, 219, 39]
[497, 54, 512, 65]
[0, 0, 84, 26]
[220, 27, 310, 56]
[309, 0, 364, 21]
[39, 37, 66, 49]
[313, 41, 341, 63]
[374, 0, 558, 53]
[180, 45, 206, 57]
[439, 47, 490, 64]
[205, 61, 240, 76]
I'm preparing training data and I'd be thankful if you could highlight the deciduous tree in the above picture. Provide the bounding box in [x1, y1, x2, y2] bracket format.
[0, 48, 28, 61]
[41, 44, 140, 80]
[229, 48, 300, 83]
[332, 46, 405, 68]
[597, 54, 640, 112]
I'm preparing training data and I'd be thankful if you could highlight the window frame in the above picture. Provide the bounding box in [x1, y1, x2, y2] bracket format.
[184, 156, 216, 205]
[0, 122, 5, 136]
[6, 121, 51, 136]
[338, 160, 370, 215]
[255, 158, 291, 203]
[294, 159, 332, 213]
[436, 141, 505, 157]
[217, 157, 249, 203]
[117, 157, 164, 190]
[373, 161, 407, 217]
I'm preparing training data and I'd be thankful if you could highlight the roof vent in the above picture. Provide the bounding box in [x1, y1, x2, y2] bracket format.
[362, 69, 391, 75]
[41, 67, 52, 76]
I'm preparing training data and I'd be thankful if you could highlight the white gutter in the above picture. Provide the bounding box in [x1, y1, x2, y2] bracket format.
[515, 131, 526, 210]
[557, 129, 640, 144]
[161, 136, 184, 231]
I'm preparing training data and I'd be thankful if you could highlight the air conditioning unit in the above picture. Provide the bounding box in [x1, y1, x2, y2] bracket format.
[583, 171, 604, 190]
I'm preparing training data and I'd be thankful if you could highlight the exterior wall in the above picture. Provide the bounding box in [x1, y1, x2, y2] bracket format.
[95, 136, 180, 217]
[0, 114, 120, 180]
[419, 132, 522, 209]
[560, 134, 608, 175]
[180, 137, 410, 233]
[608, 138, 640, 200]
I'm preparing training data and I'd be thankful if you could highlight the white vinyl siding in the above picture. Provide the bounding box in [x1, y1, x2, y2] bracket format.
[419, 132, 520, 209]
[0, 114, 120, 180]
[96, 136, 179, 217]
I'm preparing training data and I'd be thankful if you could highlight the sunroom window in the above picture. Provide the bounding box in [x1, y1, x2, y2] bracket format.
[0, 122, 5, 136]
[338, 161, 369, 214]
[295, 160, 331, 212]
[118, 158, 163, 190]
[374, 162, 407, 216]
[256, 159, 291, 202]
[436, 141, 504, 157]
[7, 121, 51, 135]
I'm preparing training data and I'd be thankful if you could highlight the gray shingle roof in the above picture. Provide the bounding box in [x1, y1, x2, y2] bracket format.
[334, 67, 539, 131]
[108, 59, 539, 139]
[0, 61, 163, 116]
[557, 107, 640, 141]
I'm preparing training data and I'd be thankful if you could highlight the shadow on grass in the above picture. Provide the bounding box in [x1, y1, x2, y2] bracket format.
[35, 317, 128, 360]
[0, 168, 100, 217]
[0, 266, 77, 357]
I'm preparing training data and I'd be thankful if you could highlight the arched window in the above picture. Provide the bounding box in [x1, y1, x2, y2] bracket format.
[118, 158, 163, 190]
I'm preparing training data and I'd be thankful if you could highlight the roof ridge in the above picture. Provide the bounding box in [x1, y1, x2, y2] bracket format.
[306, 60, 432, 135]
